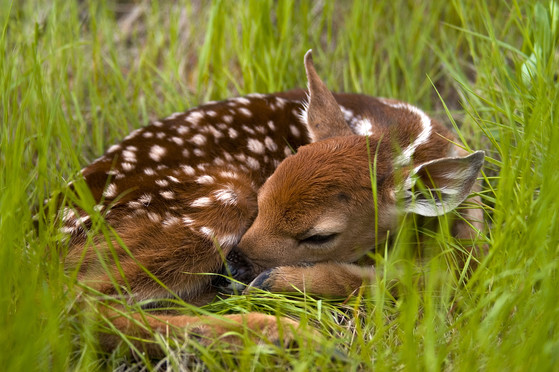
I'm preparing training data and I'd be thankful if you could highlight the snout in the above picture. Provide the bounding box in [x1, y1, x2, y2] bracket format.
[225, 248, 266, 284]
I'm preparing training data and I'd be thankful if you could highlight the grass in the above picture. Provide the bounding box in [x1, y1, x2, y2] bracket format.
[1, 0, 558, 370]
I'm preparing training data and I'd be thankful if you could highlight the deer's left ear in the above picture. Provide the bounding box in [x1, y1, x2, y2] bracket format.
[303, 50, 353, 142]
[398, 151, 485, 217]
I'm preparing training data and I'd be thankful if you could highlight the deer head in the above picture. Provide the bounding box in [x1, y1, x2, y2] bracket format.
[236, 50, 484, 270]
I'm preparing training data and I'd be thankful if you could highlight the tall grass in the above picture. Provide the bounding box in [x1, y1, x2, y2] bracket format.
[1, 0, 558, 370]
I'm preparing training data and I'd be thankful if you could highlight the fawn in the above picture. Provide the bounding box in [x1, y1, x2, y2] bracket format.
[62, 50, 484, 354]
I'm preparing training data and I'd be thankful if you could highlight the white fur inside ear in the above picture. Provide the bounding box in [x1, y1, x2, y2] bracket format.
[398, 151, 485, 217]
[297, 92, 325, 142]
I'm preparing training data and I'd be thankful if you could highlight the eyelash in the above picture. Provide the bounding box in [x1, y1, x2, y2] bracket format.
[299, 233, 337, 245]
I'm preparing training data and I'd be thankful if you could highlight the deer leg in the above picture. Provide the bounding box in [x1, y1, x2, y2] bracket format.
[100, 308, 302, 357]
[244, 262, 377, 297]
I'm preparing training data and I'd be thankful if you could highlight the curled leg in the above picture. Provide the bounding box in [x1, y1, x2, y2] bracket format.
[244, 262, 376, 297]
[100, 307, 301, 357]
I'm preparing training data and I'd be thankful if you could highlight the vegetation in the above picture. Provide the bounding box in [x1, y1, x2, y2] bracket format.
[1, 0, 558, 370]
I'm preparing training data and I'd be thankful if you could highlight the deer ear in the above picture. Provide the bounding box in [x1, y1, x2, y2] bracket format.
[398, 151, 485, 217]
[303, 50, 353, 142]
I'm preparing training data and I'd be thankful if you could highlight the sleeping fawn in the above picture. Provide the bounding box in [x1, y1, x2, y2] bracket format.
[61, 50, 484, 354]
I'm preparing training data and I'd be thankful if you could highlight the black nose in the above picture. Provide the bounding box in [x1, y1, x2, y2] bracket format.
[225, 248, 259, 284]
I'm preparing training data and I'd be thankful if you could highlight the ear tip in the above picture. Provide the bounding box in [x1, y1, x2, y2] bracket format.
[471, 150, 485, 166]
[304, 49, 314, 70]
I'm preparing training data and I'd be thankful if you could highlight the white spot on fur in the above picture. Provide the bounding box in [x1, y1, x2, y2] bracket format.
[74, 215, 90, 226]
[143, 131, 154, 138]
[62, 208, 75, 223]
[166, 112, 183, 121]
[246, 156, 260, 170]
[228, 128, 238, 138]
[234, 97, 251, 105]
[134, 208, 147, 216]
[186, 111, 204, 125]
[160, 190, 175, 199]
[149, 145, 166, 161]
[200, 226, 214, 238]
[247, 138, 265, 154]
[181, 165, 195, 175]
[284, 146, 293, 157]
[339, 106, 356, 122]
[191, 134, 206, 146]
[223, 115, 233, 124]
[182, 149, 190, 157]
[60, 226, 76, 234]
[264, 136, 278, 152]
[193, 149, 205, 157]
[124, 128, 142, 140]
[191, 197, 212, 208]
[206, 110, 217, 117]
[267, 120, 276, 131]
[213, 188, 238, 205]
[239, 107, 252, 117]
[167, 176, 180, 183]
[205, 125, 223, 138]
[122, 162, 135, 171]
[103, 183, 117, 198]
[138, 193, 152, 205]
[354, 118, 374, 136]
[219, 171, 239, 179]
[163, 216, 180, 227]
[274, 97, 287, 108]
[107, 169, 120, 176]
[242, 125, 255, 135]
[171, 136, 184, 145]
[128, 201, 143, 209]
[196, 175, 214, 185]
[148, 212, 161, 223]
[107, 144, 121, 153]
[290, 125, 301, 137]
[122, 150, 136, 162]
[246, 93, 265, 99]
[156, 179, 169, 187]
[156, 132, 166, 139]
[144, 167, 155, 176]
[177, 126, 189, 135]
[153, 120, 164, 127]
[182, 215, 194, 225]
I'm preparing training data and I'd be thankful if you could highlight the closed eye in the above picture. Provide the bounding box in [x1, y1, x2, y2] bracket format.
[299, 233, 338, 245]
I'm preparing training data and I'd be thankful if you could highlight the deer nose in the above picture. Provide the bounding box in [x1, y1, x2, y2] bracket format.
[226, 247, 266, 281]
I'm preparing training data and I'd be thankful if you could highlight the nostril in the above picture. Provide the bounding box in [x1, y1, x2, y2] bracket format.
[225, 248, 263, 284]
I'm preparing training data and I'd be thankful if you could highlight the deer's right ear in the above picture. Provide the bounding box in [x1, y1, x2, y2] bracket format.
[303, 50, 353, 142]
[397, 151, 485, 217]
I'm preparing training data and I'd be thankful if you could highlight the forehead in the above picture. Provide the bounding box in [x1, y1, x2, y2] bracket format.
[258, 142, 369, 216]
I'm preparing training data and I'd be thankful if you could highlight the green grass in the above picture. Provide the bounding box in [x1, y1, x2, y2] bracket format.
[1, 0, 559, 370]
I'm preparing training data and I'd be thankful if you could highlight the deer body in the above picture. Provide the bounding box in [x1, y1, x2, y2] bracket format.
[62, 51, 484, 352]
